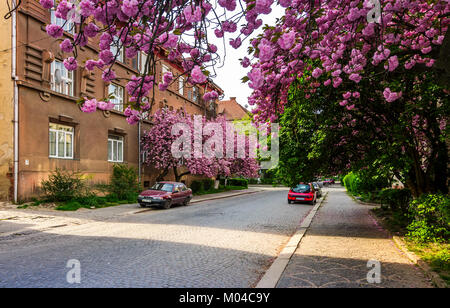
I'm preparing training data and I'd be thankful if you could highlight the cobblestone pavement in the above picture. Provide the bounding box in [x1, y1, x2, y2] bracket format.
[0, 187, 313, 287]
[276, 186, 433, 288]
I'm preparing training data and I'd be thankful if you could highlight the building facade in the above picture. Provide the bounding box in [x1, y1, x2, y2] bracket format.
[0, 1, 223, 201]
[217, 97, 251, 121]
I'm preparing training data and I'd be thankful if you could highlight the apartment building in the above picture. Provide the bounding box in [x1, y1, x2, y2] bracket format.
[0, 0, 223, 201]
[217, 97, 251, 121]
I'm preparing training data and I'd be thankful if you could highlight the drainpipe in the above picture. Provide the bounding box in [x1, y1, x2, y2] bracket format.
[138, 120, 141, 184]
[12, 1, 19, 203]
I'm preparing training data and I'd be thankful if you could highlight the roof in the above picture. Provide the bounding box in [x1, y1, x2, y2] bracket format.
[217, 97, 251, 121]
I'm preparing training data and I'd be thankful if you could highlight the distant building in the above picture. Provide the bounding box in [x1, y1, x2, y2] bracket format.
[0, 1, 223, 201]
[217, 97, 251, 121]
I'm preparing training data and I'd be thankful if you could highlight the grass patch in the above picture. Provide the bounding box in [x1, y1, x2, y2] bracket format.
[372, 207, 449, 286]
[405, 241, 450, 286]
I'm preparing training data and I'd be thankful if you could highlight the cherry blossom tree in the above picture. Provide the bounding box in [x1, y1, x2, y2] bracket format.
[27, 0, 449, 123]
[26, 0, 448, 193]
[141, 110, 259, 182]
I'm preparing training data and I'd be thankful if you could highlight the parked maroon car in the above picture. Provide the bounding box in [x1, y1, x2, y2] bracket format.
[287, 183, 317, 205]
[138, 181, 192, 209]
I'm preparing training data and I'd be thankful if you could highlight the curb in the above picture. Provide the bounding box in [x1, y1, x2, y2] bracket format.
[368, 211, 447, 288]
[392, 235, 447, 288]
[190, 189, 265, 204]
[255, 192, 328, 288]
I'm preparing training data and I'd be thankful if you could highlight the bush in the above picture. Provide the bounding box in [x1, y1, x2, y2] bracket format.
[105, 193, 119, 203]
[378, 188, 412, 212]
[248, 178, 258, 184]
[190, 180, 203, 193]
[73, 194, 99, 207]
[109, 164, 139, 200]
[56, 201, 83, 211]
[202, 179, 215, 191]
[342, 172, 359, 194]
[41, 169, 86, 202]
[343, 170, 390, 196]
[407, 194, 450, 243]
[228, 178, 248, 188]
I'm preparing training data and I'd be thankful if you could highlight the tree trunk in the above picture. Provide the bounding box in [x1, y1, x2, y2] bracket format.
[173, 167, 190, 182]
[156, 168, 169, 182]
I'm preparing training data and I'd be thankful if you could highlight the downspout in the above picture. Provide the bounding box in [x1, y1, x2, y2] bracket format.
[138, 120, 141, 185]
[12, 1, 19, 203]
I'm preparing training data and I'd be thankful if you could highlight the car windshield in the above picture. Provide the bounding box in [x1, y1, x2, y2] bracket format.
[292, 184, 311, 193]
[151, 183, 174, 192]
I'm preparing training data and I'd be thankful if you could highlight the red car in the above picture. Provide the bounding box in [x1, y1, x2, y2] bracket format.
[138, 181, 192, 209]
[288, 183, 317, 205]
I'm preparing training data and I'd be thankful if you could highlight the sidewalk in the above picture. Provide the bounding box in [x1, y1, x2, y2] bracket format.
[276, 186, 433, 288]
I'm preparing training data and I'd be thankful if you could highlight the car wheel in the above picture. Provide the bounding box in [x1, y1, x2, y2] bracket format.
[139, 203, 146, 208]
[288, 200, 292, 204]
[163, 200, 172, 209]
[309, 200, 314, 205]
[183, 198, 190, 206]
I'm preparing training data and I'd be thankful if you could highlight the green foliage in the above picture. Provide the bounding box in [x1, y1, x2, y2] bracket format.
[202, 179, 215, 191]
[407, 194, 450, 243]
[190, 180, 204, 193]
[41, 169, 86, 202]
[343, 169, 391, 198]
[342, 172, 359, 194]
[109, 164, 139, 200]
[248, 178, 258, 184]
[105, 193, 119, 203]
[377, 188, 412, 212]
[228, 178, 248, 188]
[56, 201, 83, 211]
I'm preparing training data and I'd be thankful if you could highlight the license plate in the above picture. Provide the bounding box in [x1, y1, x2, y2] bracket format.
[143, 199, 152, 203]
[296, 197, 305, 200]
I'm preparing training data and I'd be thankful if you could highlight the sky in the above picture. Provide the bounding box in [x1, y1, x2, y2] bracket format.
[210, 6, 285, 110]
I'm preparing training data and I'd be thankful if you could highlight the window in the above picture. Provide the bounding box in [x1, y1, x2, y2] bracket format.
[108, 135, 124, 163]
[133, 52, 148, 73]
[161, 64, 170, 83]
[151, 183, 174, 192]
[108, 83, 124, 112]
[110, 36, 124, 62]
[49, 123, 74, 159]
[50, 8, 74, 34]
[193, 86, 199, 103]
[162, 64, 169, 75]
[51, 60, 74, 96]
[178, 77, 184, 95]
[291, 184, 312, 193]
[140, 52, 148, 73]
[132, 52, 139, 71]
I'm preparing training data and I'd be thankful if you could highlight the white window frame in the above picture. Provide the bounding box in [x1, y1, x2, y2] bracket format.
[178, 76, 184, 95]
[51, 60, 74, 96]
[108, 135, 124, 163]
[108, 83, 124, 112]
[110, 36, 124, 63]
[49, 124, 74, 159]
[161, 64, 170, 82]
[50, 8, 74, 34]
[193, 86, 199, 103]
[139, 52, 148, 73]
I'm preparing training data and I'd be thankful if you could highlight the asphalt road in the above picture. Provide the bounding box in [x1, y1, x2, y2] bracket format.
[0, 188, 313, 287]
